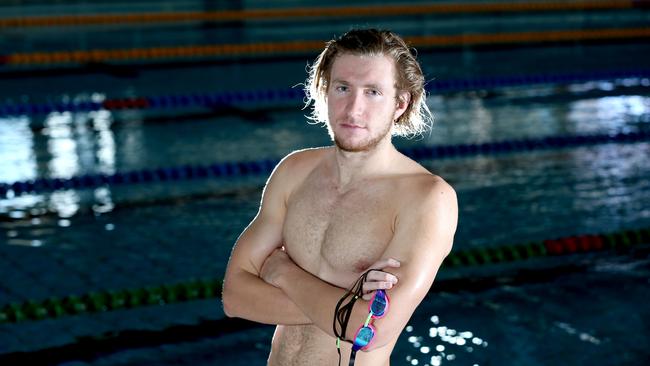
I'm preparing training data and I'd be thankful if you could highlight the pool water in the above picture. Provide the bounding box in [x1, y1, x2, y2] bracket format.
[1, 2, 650, 365]
[2, 81, 649, 365]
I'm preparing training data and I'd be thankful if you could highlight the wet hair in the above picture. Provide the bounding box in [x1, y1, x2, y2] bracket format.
[304, 28, 432, 137]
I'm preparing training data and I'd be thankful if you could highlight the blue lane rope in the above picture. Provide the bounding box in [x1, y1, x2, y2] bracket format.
[2, 130, 649, 199]
[1, 68, 649, 118]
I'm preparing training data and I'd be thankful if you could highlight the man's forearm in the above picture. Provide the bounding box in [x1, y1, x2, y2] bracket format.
[276, 263, 369, 340]
[223, 270, 311, 325]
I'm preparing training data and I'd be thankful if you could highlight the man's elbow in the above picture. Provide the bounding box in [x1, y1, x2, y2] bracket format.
[222, 298, 236, 319]
[221, 281, 241, 318]
[361, 330, 400, 352]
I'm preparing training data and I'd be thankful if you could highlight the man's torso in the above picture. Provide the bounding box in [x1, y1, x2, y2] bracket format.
[268, 148, 430, 366]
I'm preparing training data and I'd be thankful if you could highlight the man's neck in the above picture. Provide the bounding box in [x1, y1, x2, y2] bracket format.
[331, 138, 397, 190]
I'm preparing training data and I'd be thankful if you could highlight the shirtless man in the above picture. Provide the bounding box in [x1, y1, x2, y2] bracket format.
[222, 29, 458, 365]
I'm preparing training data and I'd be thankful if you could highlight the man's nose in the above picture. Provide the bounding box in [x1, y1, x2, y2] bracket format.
[346, 91, 365, 118]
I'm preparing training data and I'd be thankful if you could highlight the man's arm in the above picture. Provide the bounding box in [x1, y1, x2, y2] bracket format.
[222, 152, 311, 325]
[261, 178, 458, 349]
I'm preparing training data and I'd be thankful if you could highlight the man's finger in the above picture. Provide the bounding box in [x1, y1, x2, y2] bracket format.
[367, 270, 398, 284]
[362, 281, 395, 294]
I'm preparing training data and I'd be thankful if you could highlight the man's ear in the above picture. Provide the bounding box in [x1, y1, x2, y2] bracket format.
[394, 91, 411, 121]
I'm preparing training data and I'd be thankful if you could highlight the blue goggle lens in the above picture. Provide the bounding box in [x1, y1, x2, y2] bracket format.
[354, 326, 374, 349]
[370, 290, 387, 317]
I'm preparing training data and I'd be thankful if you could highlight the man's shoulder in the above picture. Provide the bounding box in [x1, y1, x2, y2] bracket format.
[268, 147, 331, 189]
[276, 147, 330, 174]
[395, 171, 457, 213]
[393, 151, 450, 188]
[392, 172, 457, 255]
[284, 146, 331, 164]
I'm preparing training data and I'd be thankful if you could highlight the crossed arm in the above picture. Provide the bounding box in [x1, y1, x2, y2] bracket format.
[222, 152, 402, 325]
[222, 153, 311, 325]
[222, 153, 458, 350]
[258, 180, 457, 350]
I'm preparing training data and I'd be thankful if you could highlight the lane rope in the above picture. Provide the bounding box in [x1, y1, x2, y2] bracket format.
[2, 130, 649, 199]
[5, 130, 650, 199]
[2, 27, 650, 66]
[1, 227, 647, 324]
[1, 68, 649, 118]
[1, 1, 644, 28]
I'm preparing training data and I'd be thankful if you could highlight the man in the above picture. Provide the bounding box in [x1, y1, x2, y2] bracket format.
[223, 29, 458, 365]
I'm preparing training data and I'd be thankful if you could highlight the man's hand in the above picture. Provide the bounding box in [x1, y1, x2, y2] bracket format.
[361, 258, 400, 300]
[260, 247, 294, 287]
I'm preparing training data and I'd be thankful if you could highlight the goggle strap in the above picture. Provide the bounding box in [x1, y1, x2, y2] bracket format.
[349, 349, 358, 366]
[341, 304, 354, 340]
[337, 337, 342, 366]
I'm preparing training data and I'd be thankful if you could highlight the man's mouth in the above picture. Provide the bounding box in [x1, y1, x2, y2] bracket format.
[340, 122, 365, 129]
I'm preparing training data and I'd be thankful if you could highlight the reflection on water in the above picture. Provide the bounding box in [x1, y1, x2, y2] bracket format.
[0, 84, 649, 250]
[0, 99, 118, 220]
[1, 102, 119, 247]
[45, 112, 80, 178]
[92, 110, 117, 175]
[425, 85, 650, 146]
[567, 95, 650, 134]
[555, 322, 601, 345]
[0, 115, 36, 184]
[49, 190, 80, 218]
[403, 315, 487, 366]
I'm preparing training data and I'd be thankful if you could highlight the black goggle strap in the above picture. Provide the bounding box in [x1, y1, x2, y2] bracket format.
[334, 272, 368, 339]
[337, 337, 342, 366]
[349, 349, 358, 366]
[335, 291, 358, 366]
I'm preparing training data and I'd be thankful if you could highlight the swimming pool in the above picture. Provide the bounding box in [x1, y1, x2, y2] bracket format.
[1, 1, 650, 365]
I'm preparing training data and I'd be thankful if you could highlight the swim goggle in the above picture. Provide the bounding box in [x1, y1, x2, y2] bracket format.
[335, 288, 390, 366]
[352, 289, 389, 351]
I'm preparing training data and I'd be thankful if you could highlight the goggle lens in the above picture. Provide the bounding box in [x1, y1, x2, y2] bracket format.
[370, 290, 388, 317]
[353, 326, 374, 350]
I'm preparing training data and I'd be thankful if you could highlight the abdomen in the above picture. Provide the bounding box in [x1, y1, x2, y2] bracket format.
[269, 324, 340, 366]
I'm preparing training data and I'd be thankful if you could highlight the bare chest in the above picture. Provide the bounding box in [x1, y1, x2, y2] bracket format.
[283, 179, 396, 285]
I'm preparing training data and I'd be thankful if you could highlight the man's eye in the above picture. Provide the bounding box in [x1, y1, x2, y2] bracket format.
[336, 86, 348, 92]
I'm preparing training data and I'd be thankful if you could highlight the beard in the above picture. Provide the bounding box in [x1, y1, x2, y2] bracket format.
[332, 119, 393, 152]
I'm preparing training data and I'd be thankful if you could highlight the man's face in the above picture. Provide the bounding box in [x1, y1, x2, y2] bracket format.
[326, 53, 406, 152]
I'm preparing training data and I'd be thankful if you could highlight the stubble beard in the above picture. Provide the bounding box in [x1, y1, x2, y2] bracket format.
[330, 116, 392, 152]
[332, 118, 393, 153]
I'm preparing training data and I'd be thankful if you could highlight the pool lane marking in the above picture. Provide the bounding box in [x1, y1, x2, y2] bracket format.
[2, 27, 650, 66]
[0, 0, 640, 28]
